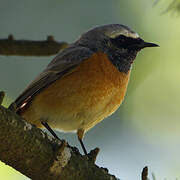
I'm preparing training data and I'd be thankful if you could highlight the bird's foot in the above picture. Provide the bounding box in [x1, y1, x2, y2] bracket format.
[58, 139, 67, 154]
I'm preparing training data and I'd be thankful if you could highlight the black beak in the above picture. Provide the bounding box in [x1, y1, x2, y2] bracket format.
[128, 39, 159, 50]
[142, 41, 159, 48]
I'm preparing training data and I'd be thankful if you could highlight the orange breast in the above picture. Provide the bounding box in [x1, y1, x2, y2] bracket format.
[21, 52, 131, 132]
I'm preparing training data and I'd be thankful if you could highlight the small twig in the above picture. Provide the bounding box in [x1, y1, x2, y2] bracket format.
[142, 166, 148, 180]
[0, 35, 68, 56]
[87, 147, 100, 163]
[0, 91, 5, 105]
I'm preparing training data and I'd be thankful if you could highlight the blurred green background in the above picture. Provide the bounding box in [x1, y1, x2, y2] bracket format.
[0, 0, 180, 179]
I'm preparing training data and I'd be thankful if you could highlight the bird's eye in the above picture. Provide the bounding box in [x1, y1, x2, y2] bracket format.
[110, 35, 141, 49]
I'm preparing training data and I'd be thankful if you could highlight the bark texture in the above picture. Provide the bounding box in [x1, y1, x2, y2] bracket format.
[0, 103, 119, 180]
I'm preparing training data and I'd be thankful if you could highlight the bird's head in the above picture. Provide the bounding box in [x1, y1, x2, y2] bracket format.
[75, 24, 158, 73]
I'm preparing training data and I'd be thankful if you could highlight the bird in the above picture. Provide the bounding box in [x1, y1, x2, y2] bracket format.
[13, 24, 158, 155]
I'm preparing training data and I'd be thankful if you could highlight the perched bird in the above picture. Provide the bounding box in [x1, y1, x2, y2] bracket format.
[13, 24, 158, 155]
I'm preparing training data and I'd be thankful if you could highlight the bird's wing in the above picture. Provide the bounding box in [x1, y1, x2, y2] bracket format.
[14, 45, 93, 111]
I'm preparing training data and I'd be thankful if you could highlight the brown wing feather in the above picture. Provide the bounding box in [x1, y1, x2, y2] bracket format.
[14, 45, 93, 112]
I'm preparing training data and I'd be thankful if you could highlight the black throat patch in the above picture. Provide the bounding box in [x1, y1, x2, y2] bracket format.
[106, 48, 138, 74]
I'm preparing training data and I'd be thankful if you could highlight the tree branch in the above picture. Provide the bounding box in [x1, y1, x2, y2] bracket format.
[0, 93, 119, 180]
[156, 0, 180, 13]
[0, 35, 68, 56]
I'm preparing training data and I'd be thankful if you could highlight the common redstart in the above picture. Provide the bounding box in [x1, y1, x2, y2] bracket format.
[12, 24, 158, 155]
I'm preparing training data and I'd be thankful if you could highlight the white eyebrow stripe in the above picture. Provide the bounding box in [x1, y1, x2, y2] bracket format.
[107, 29, 139, 39]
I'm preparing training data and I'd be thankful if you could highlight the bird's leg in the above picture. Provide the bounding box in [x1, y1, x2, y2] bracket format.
[77, 129, 99, 162]
[41, 121, 67, 158]
[41, 121, 61, 141]
[77, 129, 88, 155]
